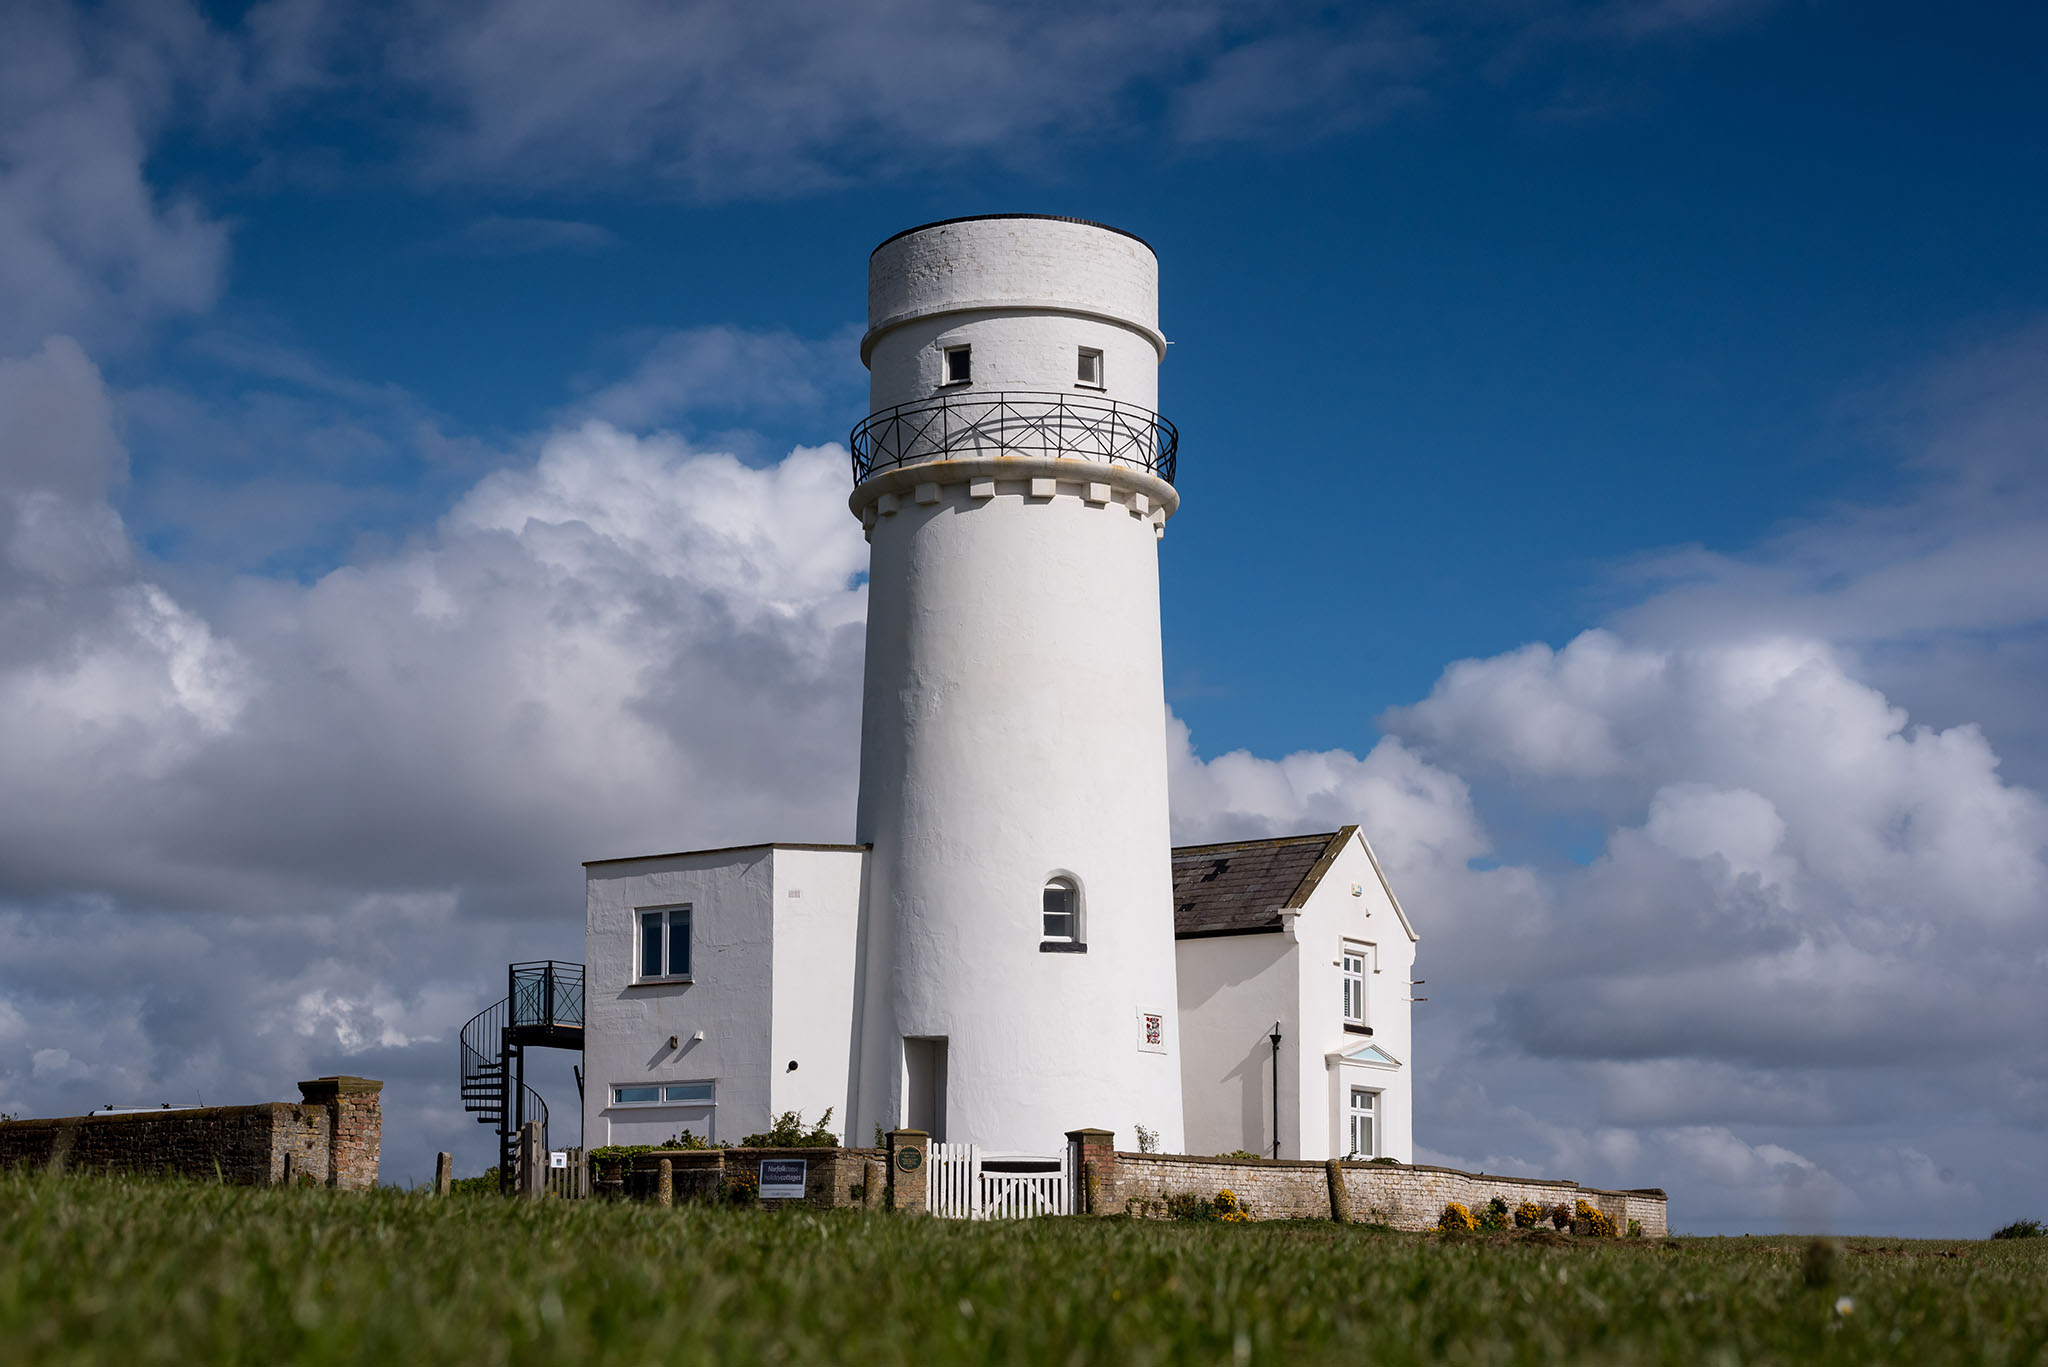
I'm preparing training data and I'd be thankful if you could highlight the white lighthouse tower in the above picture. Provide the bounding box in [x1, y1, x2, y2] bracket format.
[847, 215, 1187, 1153]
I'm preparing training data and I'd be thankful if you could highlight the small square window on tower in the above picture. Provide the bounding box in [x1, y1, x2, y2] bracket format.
[1076, 347, 1103, 387]
[943, 344, 972, 384]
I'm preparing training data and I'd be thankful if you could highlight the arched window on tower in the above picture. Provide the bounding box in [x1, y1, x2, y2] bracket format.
[1041, 877, 1085, 953]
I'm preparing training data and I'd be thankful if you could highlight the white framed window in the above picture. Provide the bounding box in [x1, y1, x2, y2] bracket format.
[1342, 943, 1368, 1028]
[1347, 1087, 1378, 1159]
[1041, 877, 1084, 951]
[943, 344, 972, 385]
[638, 905, 692, 981]
[1076, 347, 1104, 387]
[612, 1081, 716, 1107]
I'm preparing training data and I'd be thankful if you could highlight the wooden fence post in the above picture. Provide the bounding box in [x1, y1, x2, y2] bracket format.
[516, 1122, 546, 1199]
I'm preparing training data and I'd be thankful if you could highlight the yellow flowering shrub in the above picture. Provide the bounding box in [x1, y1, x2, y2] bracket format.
[1573, 1199, 1616, 1237]
[1514, 1201, 1544, 1229]
[1438, 1202, 1476, 1232]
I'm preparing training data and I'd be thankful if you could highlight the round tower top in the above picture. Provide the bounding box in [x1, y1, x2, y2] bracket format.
[863, 215, 1162, 365]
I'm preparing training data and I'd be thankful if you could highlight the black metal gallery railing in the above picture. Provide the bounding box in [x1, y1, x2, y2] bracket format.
[510, 960, 584, 1032]
[850, 391, 1177, 486]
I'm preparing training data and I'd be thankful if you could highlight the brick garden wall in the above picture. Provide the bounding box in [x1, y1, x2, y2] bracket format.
[0, 1078, 381, 1189]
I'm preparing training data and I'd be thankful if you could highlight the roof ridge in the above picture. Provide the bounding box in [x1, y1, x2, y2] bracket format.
[1170, 831, 1339, 856]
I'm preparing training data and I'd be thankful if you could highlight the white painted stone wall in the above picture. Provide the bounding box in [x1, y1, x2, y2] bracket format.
[850, 217, 1186, 1154]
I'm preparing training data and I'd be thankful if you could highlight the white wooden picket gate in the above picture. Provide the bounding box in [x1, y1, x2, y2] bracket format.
[926, 1143, 1072, 1219]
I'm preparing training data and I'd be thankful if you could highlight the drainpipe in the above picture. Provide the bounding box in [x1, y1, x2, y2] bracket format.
[1269, 1021, 1283, 1160]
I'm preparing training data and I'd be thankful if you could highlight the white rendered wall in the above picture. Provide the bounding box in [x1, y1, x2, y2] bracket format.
[766, 847, 867, 1139]
[1175, 934, 1299, 1158]
[582, 849, 777, 1148]
[1293, 834, 1417, 1164]
[851, 217, 1186, 1154]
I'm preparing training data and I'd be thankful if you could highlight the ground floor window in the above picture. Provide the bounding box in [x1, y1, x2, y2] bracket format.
[1348, 1087, 1378, 1158]
[612, 1081, 716, 1106]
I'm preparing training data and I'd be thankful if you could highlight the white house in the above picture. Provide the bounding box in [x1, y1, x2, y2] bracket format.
[1173, 828, 1418, 1163]
[578, 216, 1418, 1164]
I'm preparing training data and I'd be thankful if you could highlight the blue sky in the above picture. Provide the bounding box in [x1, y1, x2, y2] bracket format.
[3, 0, 2046, 1235]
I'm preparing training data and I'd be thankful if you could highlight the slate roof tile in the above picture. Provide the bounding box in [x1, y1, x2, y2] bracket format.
[1170, 831, 1344, 938]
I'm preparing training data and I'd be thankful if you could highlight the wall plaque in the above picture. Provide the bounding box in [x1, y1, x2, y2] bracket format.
[758, 1157, 808, 1199]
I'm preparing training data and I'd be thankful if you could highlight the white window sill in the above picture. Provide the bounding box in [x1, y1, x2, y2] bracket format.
[1074, 382, 1106, 392]
[629, 976, 694, 988]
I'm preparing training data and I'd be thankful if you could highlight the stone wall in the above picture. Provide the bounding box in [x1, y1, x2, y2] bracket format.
[1106, 1150, 1667, 1237]
[611, 1147, 887, 1208]
[0, 1077, 381, 1189]
[587, 1133, 1670, 1236]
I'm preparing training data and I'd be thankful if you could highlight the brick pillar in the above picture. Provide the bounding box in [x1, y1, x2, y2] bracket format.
[297, 1077, 383, 1190]
[434, 1152, 453, 1196]
[1067, 1129, 1117, 1215]
[886, 1129, 929, 1214]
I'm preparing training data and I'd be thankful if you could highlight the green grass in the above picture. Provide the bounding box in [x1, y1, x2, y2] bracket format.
[3, 1173, 2046, 1365]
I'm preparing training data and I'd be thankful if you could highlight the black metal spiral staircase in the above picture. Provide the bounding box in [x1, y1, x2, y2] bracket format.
[459, 960, 584, 1192]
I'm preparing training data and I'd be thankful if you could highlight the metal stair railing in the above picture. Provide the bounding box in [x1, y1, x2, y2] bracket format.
[457, 993, 552, 1189]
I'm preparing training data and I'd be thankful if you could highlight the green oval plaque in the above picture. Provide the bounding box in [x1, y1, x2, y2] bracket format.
[895, 1147, 924, 1173]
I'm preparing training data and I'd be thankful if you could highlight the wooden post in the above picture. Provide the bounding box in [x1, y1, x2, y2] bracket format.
[434, 1152, 453, 1196]
[657, 1157, 674, 1207]
[1325, 1159, 1351, 1224]
[516, 1121, 546, 1199]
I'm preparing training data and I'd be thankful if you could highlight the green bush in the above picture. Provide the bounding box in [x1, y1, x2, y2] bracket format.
[445, 1167, 502, 1197]
[739, 1108, 839, 1148]
[1992, 1219, 2042, 1240]
[1477, 1197, 1511, 1232]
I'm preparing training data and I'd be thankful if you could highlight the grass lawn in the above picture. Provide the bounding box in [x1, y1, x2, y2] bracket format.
[2, 1173, 2043, 1365]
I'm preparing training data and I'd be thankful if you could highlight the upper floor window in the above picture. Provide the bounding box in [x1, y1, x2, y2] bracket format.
[1041, 878, 1084, 952]
[1076, 347, 1103, 387]
[1342, 944, 1367, 1028]
[943, 344, 972, 384]
[639, 905, 692, 981]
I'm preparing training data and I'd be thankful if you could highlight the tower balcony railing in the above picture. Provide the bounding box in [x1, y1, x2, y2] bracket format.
[850, 390, 1177, 487]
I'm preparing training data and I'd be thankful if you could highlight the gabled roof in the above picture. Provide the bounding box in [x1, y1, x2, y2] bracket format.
[1170, 830, 1348, 938]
